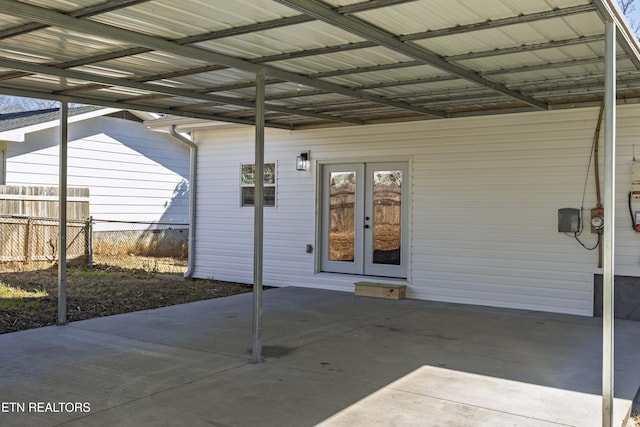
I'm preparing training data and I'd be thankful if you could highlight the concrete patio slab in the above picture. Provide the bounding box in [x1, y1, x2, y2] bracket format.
[1, 287, 639, 426]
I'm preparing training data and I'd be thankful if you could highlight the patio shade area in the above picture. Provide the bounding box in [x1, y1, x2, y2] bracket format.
[0, 0, 636, 128]
[0, 1, 639, 426]
[1, 287, 640, 427]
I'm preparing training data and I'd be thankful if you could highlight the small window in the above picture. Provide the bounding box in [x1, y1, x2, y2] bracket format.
[241, 163, 276, 207]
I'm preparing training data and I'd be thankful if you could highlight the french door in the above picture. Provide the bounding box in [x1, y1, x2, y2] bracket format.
[321, 162, 408, 278]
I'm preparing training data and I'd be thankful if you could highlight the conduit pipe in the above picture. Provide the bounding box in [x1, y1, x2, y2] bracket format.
[170, 125, 197, 279]
[593, 102, 605, 268]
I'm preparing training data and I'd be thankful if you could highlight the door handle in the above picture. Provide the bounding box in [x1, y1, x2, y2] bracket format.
[364, 224, 370, 229]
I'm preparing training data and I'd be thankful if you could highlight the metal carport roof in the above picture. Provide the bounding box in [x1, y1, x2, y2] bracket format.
[0, 1, 636, 426]
[0, 0, 637, 128]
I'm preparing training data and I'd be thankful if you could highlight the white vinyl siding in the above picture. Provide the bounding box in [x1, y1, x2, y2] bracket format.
[5, 116, 189, 229]
[193, 105, 640, 316]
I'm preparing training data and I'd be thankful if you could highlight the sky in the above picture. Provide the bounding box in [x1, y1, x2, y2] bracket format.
[623, 2, 640, 34]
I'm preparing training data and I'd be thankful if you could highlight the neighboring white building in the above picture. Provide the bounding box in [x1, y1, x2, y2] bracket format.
[155, 103, 640, 317]
[0, 107, 190, 230]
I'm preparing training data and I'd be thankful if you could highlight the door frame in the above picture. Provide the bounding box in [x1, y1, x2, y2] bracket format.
[317, 159, 411, 279]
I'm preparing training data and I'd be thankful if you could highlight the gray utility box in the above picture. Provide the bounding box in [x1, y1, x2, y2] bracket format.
[558, 208, 580, 233]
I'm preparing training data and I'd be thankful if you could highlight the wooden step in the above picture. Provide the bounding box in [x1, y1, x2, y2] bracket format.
[354, 281, 406, 300]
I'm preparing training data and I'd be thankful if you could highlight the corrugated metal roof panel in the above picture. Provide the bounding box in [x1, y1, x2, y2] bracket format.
[92, 0, 302, 38]
[354, 0, 590, 36]
[199, 21, 366, 60]
[0, 27, 134, 62]
[0, 0, 635, 127]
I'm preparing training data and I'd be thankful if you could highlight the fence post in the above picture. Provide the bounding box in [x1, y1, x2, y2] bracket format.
[87, 216, 93, 268]
[23, 217, 31, 265]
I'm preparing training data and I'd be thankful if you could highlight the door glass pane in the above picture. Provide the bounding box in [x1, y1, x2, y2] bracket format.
[329, 171, 356, 262]
[372, 170, 402, 265]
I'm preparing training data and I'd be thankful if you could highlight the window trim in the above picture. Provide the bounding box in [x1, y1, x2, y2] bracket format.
[240, 161, 277, 207]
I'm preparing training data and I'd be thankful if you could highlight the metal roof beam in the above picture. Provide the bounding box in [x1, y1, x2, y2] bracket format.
[0, 0, 409, 89]
[0, 0, 444, 119]
[0, 1, 403, 92]
[49, 40, 375, 94]
[274, 0, 547, 110]
[47, 40, 376, 96]
[136, 5, 598, 77]
[0, 0, 150, 39]
[0, 56, 363, 125]
[9, 1, 587, 98]
[263, 75, 460, 102]
[118, 60, 429, 103]
[0, 2, 599, 96]
[337, 0, 418, 14]
[204, 54, 629, 105]
[446, 35, 605, 61]
[216, 60, 428, 93]
[0, 85, 293, 129]
[177, 0, 418, 45]
[400, 4, 597, 41]
[481, 56, 607, 76]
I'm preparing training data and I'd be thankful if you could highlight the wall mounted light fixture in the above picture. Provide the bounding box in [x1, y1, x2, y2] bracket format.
[296, 151, 310, 171]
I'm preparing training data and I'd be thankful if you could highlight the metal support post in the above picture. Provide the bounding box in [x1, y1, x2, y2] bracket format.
[602, 19, 616, 427]
[252, 69, 265, 363]
[57, 102, 68, 326]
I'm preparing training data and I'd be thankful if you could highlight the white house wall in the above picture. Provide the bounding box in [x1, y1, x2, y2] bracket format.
[5, 116, 190, 230]
[194, 105, 640, 316]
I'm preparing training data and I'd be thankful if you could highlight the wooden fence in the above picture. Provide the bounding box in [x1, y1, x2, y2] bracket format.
[0, 185, 89, 219]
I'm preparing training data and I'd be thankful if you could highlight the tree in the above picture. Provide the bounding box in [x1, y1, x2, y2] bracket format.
[618, 0, 640, 35]
[0, 96, 58, 113]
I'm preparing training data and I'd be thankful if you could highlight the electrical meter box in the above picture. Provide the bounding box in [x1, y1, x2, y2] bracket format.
[558, 208, 580, 233]
[631, 163, 640, 231]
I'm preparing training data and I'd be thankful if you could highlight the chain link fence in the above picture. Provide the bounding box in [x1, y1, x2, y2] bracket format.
[91, 219, 189, 274]
[0, 216, 189, 274]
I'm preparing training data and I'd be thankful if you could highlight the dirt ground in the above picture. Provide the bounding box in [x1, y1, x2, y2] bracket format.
[0, 264, 253, 334]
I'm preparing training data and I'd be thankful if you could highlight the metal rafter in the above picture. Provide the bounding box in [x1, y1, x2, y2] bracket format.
[2, 0, 597, 110]
[0, 56, 363, 125]
[0, 0, 150, 39]
[54, 2, 599, 90]
[274, 0, 547, 110]
[399, 4, 597, 41]
[0, 1, 416, 105]
[0, 84, 293, 129]
[127, 31, 610, 99]
[127, 51, 632, 112]
[445, 35, 605, 62]
[47, 40, 374, 95]
[158, 63, 638, 115]
[0, 0, 446, 119]
[0, 0, 633, 126]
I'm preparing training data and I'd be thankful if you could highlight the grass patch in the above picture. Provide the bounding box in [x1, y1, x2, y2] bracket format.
[0, 265, 253, 334]
[0, 283, 48, 299]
